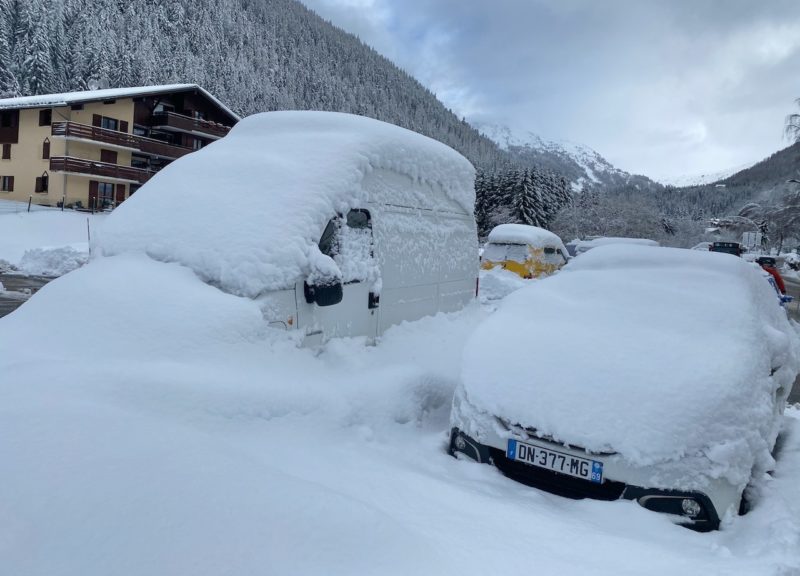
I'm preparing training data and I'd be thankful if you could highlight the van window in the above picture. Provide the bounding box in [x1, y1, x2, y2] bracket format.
[318, 209, 375, 283]
[543, 246, 566, 265]
[483, 243, 528, 263]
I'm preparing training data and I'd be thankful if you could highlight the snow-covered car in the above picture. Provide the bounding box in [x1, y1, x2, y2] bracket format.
[481, 224, 569, 280]
[690, 242, 712, 251]
[574, 236, 659, 254]
[449, 245, 799, 530]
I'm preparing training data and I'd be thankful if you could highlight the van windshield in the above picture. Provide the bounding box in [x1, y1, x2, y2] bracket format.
[483, 243, 528, 263]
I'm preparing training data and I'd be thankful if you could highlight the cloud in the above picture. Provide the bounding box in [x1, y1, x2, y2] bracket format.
[301, 0, 800, 178]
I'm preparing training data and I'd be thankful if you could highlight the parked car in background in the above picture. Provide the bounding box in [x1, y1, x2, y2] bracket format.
[450, 245, 799, 531]
[709, 241, 744, 257]
[481, 224, 568, 280]
[574, 237, 660, 255]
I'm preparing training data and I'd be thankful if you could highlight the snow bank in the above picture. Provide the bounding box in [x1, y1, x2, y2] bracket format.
[98, 111, 475, 297]
[17, 245, 89, 277]
[478, 267, 529, 302]
[461, 245, 800, 485]
[487, 223, 566, 250]
[0, 206, 104, 268]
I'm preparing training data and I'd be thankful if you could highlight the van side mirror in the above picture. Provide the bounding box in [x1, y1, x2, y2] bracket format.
[304, 280, 343, 306]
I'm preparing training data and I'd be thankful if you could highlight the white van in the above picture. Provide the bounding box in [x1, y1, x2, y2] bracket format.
[98, 111, 479, 344]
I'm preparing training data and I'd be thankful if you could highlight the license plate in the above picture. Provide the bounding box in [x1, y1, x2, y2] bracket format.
[507, 439, 603, 483]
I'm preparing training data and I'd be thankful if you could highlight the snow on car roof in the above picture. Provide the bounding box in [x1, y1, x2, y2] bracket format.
[460, 245, 799, 483]
[487, 224, 566, 250]
[576, 237, 660, 251]
[98, 111, 475, 297]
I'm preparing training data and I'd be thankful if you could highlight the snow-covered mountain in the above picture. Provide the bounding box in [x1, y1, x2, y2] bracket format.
[477, 124, 662, 193]
[655, 162, 756, 188]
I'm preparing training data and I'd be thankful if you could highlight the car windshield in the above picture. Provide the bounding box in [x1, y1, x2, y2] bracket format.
[483, 243, 528, 263]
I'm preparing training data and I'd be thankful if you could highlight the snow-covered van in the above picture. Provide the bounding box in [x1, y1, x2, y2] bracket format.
[98, 111, 479, 343]
[481, 224, 568, 279]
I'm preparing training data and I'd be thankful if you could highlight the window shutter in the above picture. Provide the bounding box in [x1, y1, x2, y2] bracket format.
[92, 114, 102, 127]
[88, 181, 99, 209]
[8, 175, 13, 191]
[115, 184, 126, 204]
[120, 120, 129, 133]
[2, 144, 9, 159]
[35, 177, 42, 193]
[42, 139, 50, 159]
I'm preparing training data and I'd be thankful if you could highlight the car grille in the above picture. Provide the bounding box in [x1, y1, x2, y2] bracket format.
[489, 447, 626, 501]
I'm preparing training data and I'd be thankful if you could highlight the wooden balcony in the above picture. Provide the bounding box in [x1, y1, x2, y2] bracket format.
[49, 156, 154, 184]
[52, 121, 194, 160]
[52, 121, 139, 150]
[137, 137, 194, 160]
[151, 111, 231, 139]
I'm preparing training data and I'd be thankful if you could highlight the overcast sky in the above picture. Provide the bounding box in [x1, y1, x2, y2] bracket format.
[300, 0, 800, 181]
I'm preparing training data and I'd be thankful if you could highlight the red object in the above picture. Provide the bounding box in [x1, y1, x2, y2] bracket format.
[762, 265, 787, 294]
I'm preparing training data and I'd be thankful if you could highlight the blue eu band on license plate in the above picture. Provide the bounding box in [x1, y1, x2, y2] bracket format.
[507, 439, 603, 484]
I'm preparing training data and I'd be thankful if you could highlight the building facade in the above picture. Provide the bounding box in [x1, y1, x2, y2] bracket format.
[0, 84, 239, 209]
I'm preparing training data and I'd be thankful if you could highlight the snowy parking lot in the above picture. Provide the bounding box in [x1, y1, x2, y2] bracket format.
[1, 199, 800, 575]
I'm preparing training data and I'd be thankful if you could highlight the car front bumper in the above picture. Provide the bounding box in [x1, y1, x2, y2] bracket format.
[449, 427, 726, 531]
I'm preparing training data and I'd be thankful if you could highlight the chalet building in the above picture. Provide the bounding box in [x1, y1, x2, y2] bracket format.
[0, 84, 239, 209]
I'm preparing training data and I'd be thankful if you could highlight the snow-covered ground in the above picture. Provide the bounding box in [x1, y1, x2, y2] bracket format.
[0, 200, 104, 275]
[2, 211, 800, 574]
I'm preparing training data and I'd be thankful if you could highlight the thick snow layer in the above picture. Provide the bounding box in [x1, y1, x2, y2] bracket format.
[0, 206, 104, 268]
[479, 267, 531, 302]
[1, 239, 800, 573]
[98, 111, 475, 297]
[17, 245, 88, 277]
[576, 236, 660, 252]
[461, 246, 800, 485]
[487, 223, 566, 250]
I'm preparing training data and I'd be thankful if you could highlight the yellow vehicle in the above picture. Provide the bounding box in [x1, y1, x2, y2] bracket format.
[481, 224, 568, 279]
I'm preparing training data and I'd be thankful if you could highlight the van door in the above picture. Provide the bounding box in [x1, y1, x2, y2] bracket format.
[297, 209, 379, 341]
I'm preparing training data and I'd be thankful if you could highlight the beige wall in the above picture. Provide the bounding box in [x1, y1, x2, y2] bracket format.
[0, 98, 136, 207]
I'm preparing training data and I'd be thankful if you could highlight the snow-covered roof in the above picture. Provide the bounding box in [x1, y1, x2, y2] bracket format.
[0, 84, 240, 121]
[487, 224, 565, 250]
[575, 236, 659, 253]
[98, 111, 475, 297]
[461, 245, 799, 482]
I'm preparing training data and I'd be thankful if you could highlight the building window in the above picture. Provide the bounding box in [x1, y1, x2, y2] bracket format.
[98, 182, 114, 204]
[100, 117, 118, 131]
[35, 173, 48, 193]
[42, 139, 50, 159]
[1, 175, 14, 191]
[38, 109, 52, 126]
[102, 99, 116, 105]
[70, 104, 83, 111]
[192, 138, 203, 150]
[0, 112, 13, 128]
[1, 144, 10, 159]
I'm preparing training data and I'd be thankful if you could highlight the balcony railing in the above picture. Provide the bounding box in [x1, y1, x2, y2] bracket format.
[52, 121, 194, 160]
[49, 156, 154, 184]
[52, 121, 139, 149]
[151, 111, 231, 139]
[137, 137, 194, 159]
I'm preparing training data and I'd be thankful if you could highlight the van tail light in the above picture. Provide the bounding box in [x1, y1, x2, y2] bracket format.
[475, 276, 480, 297]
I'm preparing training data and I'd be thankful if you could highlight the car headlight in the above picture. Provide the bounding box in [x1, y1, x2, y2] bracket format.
[681, 498, 702, 517]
